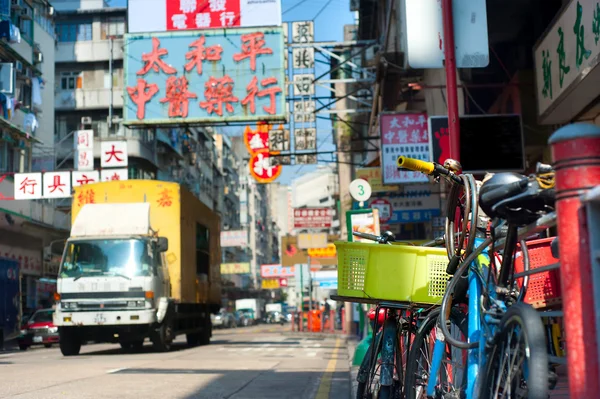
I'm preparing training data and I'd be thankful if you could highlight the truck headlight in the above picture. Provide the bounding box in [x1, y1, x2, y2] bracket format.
[127, 301, 137, 307]
[20, 329, 26, 335]
[137, 301, 145, 307]
[62, 302, 76, 310]
[48, 327, 58, 333]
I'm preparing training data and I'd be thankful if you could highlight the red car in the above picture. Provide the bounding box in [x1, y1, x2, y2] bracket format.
[17, 309, 59, 350]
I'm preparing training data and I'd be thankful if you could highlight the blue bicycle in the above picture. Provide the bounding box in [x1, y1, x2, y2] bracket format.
[399, 157, 553, 399]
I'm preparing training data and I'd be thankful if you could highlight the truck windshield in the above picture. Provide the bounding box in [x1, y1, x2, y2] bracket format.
[60, 239, 153, 279]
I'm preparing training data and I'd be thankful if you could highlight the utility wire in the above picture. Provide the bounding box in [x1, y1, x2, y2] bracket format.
[283, 0, 311, 15]
[312, 0, 334, 20]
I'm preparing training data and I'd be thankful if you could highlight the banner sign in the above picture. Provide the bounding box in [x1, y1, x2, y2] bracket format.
[261, 278, 280, 289]
[293, 208, 334, 229]
[124, 27, 285, 125]
[128, 0, 282, 34]
[355, 168, 399, 193]
[380, 113, 431, 185]
[220, 230, 248, 247]
[220, 262, 250, 274]
[261, 264, 295, 278]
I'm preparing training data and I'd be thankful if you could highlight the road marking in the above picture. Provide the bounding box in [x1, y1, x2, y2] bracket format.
[107, 368, 127, 374]
[315, 338, 342, 399]
[306, 351, 317, 357]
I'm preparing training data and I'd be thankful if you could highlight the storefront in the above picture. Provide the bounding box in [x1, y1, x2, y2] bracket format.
[535, 0, 600, 125]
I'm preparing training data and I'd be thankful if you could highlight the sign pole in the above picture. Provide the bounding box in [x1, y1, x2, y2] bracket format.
[308, 256, 312, 312]
[299, 263, 304, 322]
[441, 0, 461, 163]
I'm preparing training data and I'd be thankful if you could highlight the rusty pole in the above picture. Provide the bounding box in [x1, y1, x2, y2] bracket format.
[441, 0, 460, 162]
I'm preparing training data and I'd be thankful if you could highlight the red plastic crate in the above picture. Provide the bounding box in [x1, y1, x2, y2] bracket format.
[514, 237, 561, 309]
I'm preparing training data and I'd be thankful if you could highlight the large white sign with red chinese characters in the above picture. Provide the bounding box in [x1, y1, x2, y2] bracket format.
[380, 113, 431, 185]
[72, 171, 100, 187]
[101, 169, 129, 182]
[74, 130, 94, 171]
[128, 0, 281, 34]
[42, 172, 71, 199]
[14, 173, 42, 200]
[101, 141, 128, 168]
[293, 208, 334, 229]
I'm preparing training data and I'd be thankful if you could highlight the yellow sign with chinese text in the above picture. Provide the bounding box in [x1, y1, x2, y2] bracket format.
[261, 278, 280, 289]
[220, 263, 251, 275]
[307, 244, 337, 258]
[356, 168, 399, 193]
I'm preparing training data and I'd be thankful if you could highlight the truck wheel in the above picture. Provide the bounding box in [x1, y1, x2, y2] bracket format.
[19, 344, 28, 351]
[59, 328, 81, 357]
[199, 320, 211, 346]
[186, 332, 201, 347]
[152, 321, 173, 352]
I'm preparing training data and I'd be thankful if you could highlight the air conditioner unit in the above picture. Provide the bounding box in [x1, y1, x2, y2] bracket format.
[15, 61, 23, 73]
[34, 52, 43, 64]
[81, 116, 92, 125]
[47, 6, 54, 15]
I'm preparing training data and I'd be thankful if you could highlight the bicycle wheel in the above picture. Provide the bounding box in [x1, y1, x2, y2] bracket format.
[356, 331, 383, 399]
[478, 303, 549, 399]
[404, 307, 468, 399]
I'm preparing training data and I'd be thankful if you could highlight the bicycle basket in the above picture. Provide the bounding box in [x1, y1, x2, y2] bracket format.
[335, 241, 450, 305]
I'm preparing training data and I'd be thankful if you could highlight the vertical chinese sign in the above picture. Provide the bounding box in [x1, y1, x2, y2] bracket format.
[380, 113, 431, 185]
[123, 27, 286, 125]
[74, 130, 94, 171]
[244, 123, 283, 183]
[100, 141, 129, 182]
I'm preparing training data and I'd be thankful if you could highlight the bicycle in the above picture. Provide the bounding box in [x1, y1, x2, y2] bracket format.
[398, 156, 554, 399]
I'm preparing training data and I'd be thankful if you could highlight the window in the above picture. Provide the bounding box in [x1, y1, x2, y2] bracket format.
[11, 4, 33, 44]
[16, 81, 31, 108]
[195, 224, 210, 276]
[60, 72, 82, 90]
[101, 17, 125, 39]
[103, 70, 118, 89]
[56, 20, 93, 42]
[0, 142, 16, 173]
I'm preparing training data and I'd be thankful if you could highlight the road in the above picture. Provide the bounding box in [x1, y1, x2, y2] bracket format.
[0, 325, 351, 399]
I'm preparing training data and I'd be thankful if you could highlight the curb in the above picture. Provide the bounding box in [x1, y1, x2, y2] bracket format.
[346, 337, 359, 399]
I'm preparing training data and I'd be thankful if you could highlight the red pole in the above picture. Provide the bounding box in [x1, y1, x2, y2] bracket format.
[550, 123, 600, 398]
[441, 0, 461, 162]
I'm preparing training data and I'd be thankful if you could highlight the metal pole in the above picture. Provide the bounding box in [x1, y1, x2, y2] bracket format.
[108, 37, 113, 130]
[308, 256, 312, 312]
[299, 263, 304, 327]
[441, 0, 461, 162]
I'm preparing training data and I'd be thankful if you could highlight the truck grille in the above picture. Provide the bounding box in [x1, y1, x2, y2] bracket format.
[77, 302, 129, 310]
[30, 327, 49, 336]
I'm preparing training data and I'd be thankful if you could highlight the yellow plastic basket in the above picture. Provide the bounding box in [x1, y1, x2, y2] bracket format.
[335, 241, 450, 305]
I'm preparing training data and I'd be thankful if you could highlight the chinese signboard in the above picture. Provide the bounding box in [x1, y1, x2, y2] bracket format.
[380, 113, 431, 185]
[124, 27, 286, 125]
[42, 172, 71, 199]
[370, 198, 392, 223]
[355, 168, 399, 193]
[221, 229, 248, 247]
[293, 208, 334, 229]
[72, 171, 99, 187]
[296, 232, 328, 249]
[14, 173, 42, 200]
[101, 169, 129, 182]
[292, 47, 315, 69]
[261, 264, 295, 278]
[293, 74, 315, 96]
[295, 154, 317, 164]
[379, 185, 442, 223]
[244, 123, 283, 183]
[534, 0, 600, 124]
[101, 141, 128, 168]
[261, 278, 280, 289]
[128, 0, 282, 34]
[281, 235, 338, 267]
[404, 0, 489, 69]
[291, 21, 314, 43]
[220, 262, 251, 274]
[307, 243, 336, 258]
[294, 100, 315, 122]
[268, 128, 290, 152]
[74, 130, 94, 171]
[294, 128, 316, 151]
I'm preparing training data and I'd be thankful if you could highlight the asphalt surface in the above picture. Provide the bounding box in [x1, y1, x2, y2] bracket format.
[0, 325, 351, 399]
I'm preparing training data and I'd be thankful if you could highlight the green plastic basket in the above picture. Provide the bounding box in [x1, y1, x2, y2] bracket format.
[335, 241, 450, 305]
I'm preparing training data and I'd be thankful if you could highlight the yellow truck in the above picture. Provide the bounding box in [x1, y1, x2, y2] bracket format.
[53, 180, 221, 356]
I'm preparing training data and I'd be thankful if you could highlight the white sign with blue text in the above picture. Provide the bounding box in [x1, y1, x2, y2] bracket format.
[373, 184, 441, 224]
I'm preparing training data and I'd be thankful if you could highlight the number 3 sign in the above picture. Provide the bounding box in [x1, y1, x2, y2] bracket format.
[349, 178, 372, 205]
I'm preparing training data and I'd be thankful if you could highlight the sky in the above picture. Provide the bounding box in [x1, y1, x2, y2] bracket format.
[110, 0, 357, 185]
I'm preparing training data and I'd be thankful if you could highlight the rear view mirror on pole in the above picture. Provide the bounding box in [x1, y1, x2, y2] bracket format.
[157, 237, 168, 252]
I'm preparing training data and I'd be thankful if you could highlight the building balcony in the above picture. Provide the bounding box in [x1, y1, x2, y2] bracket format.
[55, 39, 124, 63]
[55, 88, 123, 110]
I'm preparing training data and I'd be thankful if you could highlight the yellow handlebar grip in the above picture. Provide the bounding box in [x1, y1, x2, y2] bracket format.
[397, 156, 435, 175]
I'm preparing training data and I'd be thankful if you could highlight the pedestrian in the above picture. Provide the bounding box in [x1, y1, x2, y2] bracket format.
[323, 298, 331, 330]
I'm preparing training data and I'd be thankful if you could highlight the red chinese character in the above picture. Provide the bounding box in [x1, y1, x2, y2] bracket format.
[242, 76, 281, 115]
[48, 175, 66, 193]
[78, 151, 91, 168]
[160, 76, 197, 118]
[76, 174, 95, 185]
[157, 189, 173, 207]
[137, 37, 177, 76]
[109, 173, 121, 181]
[19, 177, 37, 195]
[199, 75, 239, 116]
[184, 36, 223, 75]
[105, 145, 124, 163]
[232, 32, 273, 72]
[77, 189, 95, 207]
[78, 133, 90, 147]
[126, 79, 159, 120]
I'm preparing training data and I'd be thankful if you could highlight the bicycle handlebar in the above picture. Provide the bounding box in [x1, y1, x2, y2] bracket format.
[352, 231, 380, 242]
[397, 156, 435, 175]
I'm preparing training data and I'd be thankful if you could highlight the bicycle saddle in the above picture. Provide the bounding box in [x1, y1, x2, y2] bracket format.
[479, 172, 555, 226]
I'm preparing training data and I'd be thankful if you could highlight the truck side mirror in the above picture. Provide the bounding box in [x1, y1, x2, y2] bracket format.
[157, 237, 168, 253]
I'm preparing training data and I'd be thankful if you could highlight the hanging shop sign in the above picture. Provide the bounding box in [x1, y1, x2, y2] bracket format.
[307, 243, 336, 258]
[355, 168, 399, 193]
[534, 0, 600, 124]
[221, 230, 248, 247]
[261, 264, 295, 278]
[370, 198, 392, 223]
[128, 0, 282, 33]
[220, 262, 251, 274]
[383, 184, 442, 224]
[293, 208, 334, 229]
[380, 113, 431, 185]
[244, 124, 283, 183]
[124, 27, 286, 125]
[261, 278, 280, 289]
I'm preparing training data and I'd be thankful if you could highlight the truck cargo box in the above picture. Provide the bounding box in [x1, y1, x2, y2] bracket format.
[71, 180, 221, 306]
